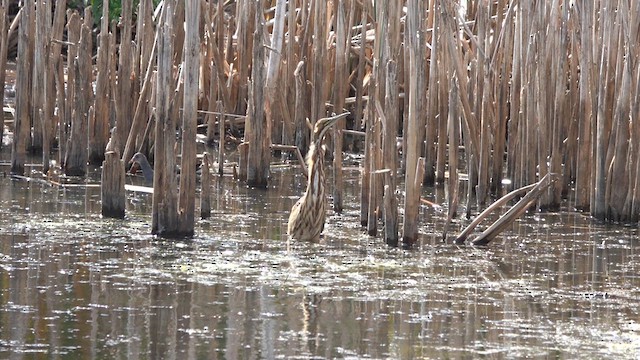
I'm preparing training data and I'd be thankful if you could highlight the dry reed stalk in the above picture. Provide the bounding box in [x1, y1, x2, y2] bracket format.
[434, 6, 449, 185]
[64, 22, 92, 176]
[139, 0, 155, 70]
[203, 5, 232, 135]
[265, 0, 286, 148]
[354, 6, 371, 226]
[0, 0, 9, 149]
[513, 3, 529, 190]
[359, 99, 371, 226]
[366, 0, 396, 235]
[177, 0, 200, 235]
[506, 2, 522, 185]
[310, 0, 327, 125]
[293, 61, 309, 156]
[172, 0, 185, 64]
[574, 0, 594, 211]
[233, 0, 253, 115]
[115, 0, 133, 155]
[353, 3, 367, 136]
[630, 67, 640, 221]
[402, 0, 426, 246]
[441, 1, 480, 182]
[32, 0, 49, 156]
[474, 1, 489, 205]
[62, 10, 80, 166]
[169, 65, 184, 139]
[593, 4, 614, 220]
[54, 51, 66, 166]
[490, 0, 512, 195]
[205, 25, 218, 146]
[152, 0, 179, 235]
[332, 0, 349, 213]
[628, 8, 640, 220]
[47, 1, 64, 159]
[0, 1, 6, 150]
[217, 101, 225, 176]
[122, 21, 160, 163]
[246, 1, 269, 188]
[424, 0, 439, 186]
[282, 0, 298, 149]
[132, 0, 155, 149]
[198, 0, 212, 114]
[367, 113, 383, 236]
[366, 64, 379, 235]
[382, 60, 399, 245]
[534, 1, 549, 209]
[548, 0, 569, 208]
[213, 0, 224, 53]
[200, 152, 211, 219]
[522, 2, 537, 190]
[443, 74, 460, 240]
[90, 0, 110, 164]
[564, 9, 580, 191]
[607, 51, 630, 221]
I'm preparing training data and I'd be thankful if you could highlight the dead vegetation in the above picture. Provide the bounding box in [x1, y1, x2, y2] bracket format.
[3, 0, 639, 243]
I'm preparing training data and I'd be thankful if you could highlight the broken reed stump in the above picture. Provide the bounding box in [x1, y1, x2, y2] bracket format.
[200, 152, 211, 219]
[237, 141, 248, 182]
[245, 5, 269, 189]
[152, 0, 179, 236]
[177, 0, 200, 236]
[101, 150, 125, 219]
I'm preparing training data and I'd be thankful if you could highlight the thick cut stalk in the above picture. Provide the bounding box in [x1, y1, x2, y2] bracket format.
[177, 0, 200, 235]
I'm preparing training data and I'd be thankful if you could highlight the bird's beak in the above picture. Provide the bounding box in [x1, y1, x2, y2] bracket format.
[324, 112, 350, 125]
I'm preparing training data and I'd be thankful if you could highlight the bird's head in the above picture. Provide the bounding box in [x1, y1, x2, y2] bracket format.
[129, 152, 149, 173]
[129, 152, 146, 165]
[312, 112, 350, 145]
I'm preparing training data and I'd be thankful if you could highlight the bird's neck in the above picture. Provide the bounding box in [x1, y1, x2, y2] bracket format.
[306, 144, 325, 197]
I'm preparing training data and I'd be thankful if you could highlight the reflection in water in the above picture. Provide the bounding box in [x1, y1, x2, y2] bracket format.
[0, 162, 639, 359]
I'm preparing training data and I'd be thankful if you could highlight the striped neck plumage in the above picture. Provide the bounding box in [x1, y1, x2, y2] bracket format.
[306, 143, 325, 197]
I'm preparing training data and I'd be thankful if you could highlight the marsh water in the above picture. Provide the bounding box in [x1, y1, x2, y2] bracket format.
[0, 148, 639, 359]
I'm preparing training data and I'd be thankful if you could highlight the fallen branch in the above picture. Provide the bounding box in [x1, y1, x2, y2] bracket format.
[271, 144, 308, 177]
[455, 173, 556, 245]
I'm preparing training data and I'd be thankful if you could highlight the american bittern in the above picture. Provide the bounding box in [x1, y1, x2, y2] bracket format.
[288, 112, 349, 242]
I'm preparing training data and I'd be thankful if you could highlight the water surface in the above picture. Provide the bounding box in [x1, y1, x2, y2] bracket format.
[0, 158, 639, 359]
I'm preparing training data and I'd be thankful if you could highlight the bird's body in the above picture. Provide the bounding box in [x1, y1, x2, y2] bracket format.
[287, 113, 349, 242]
[288, 143, 329, 241]
[129, 152, 154, 185]
[129, 152, 203, 186]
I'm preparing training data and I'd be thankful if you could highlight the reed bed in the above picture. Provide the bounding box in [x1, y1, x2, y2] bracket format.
[3, 0, 639, 241]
